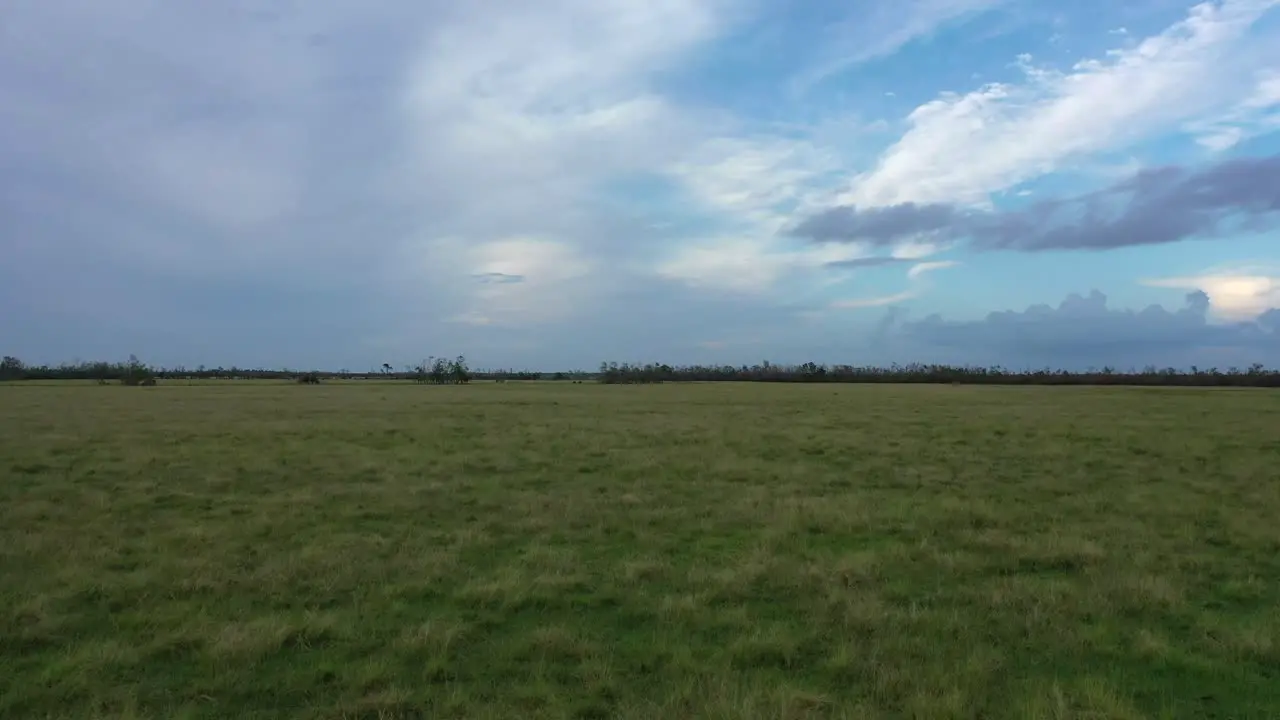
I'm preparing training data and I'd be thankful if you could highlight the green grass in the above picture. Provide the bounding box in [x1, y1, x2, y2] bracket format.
[2, 381, 1279, 719]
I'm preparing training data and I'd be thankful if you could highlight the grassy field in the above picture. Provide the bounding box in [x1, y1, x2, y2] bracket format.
[2, 381, 1279, 719]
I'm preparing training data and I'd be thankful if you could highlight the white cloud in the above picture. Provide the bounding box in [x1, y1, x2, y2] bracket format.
[469, 238, 595, 322]
[830, 258, 960, 309]
[655, 237, 869, 294]
[655, 133, 860, 293]
[1195, 126, 1248, 151]
[908, 260, 960, 279]
[389, 0, 745, 324]
[892, 238, 953, 260]
[402, 0, 720, 170]
[657, 124, 973, 295]
[667, 136, 842, 232]
[792, 0, 1008, 94]
[1187, 69, 1280, 151]
[398, 0, 731, 228]
[1142, 266, 1280, 321]
[397, 234, 599, 326]
[1255, 72, 1280, 106]
[831, 290, 917, 309]
[655, 238, 784, 293]
[846, 0, 1280, 208]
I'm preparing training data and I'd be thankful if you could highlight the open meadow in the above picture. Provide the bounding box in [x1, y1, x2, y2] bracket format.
[2, 380, 1279, 719]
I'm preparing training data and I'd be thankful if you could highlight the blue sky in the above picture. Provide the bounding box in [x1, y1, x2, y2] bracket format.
[2, 0, 1279, 371]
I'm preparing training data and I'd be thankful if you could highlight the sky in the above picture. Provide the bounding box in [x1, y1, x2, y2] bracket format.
[2, 0, 1280, 372]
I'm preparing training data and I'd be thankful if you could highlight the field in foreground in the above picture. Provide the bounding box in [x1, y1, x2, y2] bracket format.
[2, 382, 1279, 719]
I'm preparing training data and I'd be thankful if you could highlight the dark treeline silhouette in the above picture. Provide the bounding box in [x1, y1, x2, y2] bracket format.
[0, 354, 541, 384]
[594, 360, 1280, 387]
[1, 354, 163, 386]
[409, 356, 473, 385]
[3, 354, 1279, 387]
[0, 354, 594, 384]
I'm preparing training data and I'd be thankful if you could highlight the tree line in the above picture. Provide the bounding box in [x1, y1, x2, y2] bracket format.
[3, 354, 1278, 387]
[0, 355, 474, 384]
[595, 360, 1280, 386]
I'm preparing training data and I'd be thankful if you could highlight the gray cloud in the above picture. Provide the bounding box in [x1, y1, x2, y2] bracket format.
[793, 154, 1280, 251]
[894, 289, 1280, 369]
[823, 256, 914, 269]
[472, 273, 525, 284]
[871, 305, 908, 343]
[794, 202, 958, 244]
[1259, 308, 1280, 332]
[0, 0, 733, 369]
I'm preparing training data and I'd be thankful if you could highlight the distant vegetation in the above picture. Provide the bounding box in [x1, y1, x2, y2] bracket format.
[594, 360, 1280, 386]
[0, 355, 487, 384]
[1, 354, 161, 386]
[2, 354, 1278, 387]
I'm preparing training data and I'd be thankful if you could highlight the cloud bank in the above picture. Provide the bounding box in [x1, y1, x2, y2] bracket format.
[793, 154, 1280, 251]
[892, 289, 1280, 369]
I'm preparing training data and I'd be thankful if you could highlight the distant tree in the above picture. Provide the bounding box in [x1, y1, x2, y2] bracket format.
[449, 355, 471, 384]
[0, 356, 25, 380]
[119, 354, 156, 386]
[421, 357, 439, 384]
